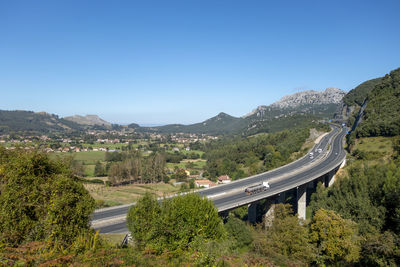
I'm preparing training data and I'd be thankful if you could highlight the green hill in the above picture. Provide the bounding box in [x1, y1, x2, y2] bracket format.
[343, 77, 384, 107]
[0, 110, 83, 135]
[148, 112, 247, 135]
[355, 68, 400, 137]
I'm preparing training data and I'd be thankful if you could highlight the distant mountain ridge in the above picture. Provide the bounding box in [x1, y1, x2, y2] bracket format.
[0, 87, 346, 136]
[63, 115, 112, 127]
[142, 87, 345, 135]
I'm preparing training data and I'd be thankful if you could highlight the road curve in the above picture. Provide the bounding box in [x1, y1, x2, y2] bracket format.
[92, 125, 346, 233]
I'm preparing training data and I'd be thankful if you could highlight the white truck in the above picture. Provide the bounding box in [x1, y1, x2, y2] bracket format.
[245, 181, 270, 195]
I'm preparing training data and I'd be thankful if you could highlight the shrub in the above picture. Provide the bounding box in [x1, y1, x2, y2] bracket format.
[0, 147, 95, 248]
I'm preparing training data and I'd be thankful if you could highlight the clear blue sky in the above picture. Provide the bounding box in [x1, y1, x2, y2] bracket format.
[1, 0, 399, 125]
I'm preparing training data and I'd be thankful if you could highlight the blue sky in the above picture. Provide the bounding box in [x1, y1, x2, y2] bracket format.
[1, 0, 399, 125]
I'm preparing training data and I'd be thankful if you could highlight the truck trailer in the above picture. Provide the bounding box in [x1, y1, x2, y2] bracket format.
[245, 181, 270, 195]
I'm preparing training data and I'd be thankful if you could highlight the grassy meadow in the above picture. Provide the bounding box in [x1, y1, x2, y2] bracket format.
[84, 182, 180, 208]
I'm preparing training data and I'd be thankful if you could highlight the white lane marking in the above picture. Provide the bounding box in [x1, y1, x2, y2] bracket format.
[206, 192, 226, 199]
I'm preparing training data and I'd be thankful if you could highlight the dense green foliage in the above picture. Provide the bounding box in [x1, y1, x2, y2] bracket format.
[224, 217, 253, 250]
[251, 203, 361, 266]
[355, 68, 400, 137]
[108, 153, 166, 185]
[127, 193, 226, 255]
[204, 127, 313, 179]
[0, 147, 95, 247]
[310, 161, 400, 235]
[343, 77, 383, 106]
[253, 204, 314, 264]
[310, 209, 361, 264]
[309, 158, 400, 265]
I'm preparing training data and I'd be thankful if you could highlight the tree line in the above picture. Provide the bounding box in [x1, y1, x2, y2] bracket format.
[99, 151, 167, 185]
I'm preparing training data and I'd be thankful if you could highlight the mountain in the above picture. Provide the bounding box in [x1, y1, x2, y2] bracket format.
[0, 87, 346, 136]
[0, 110, 82, 135]
[145, 112, 247, 135]
[63, 115, 112, 127]
[271, 87, 345, 108]
[244, 88, 345, 122]
[145, 88, 345, 135]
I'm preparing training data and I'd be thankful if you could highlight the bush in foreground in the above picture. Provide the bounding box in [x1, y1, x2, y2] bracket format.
[0, 147, 95, 248]
[127, 192, 226, 255]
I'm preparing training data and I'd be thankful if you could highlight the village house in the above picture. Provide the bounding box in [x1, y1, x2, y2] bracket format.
[218, 175, 231, 184]
[194, 179, 215, 188]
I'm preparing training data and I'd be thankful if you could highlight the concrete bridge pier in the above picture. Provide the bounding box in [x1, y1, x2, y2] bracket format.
[248, 197, 277, 225]
[297, 184, 307, 220]
[324, 166, 341, 187]
[248, 202, 257, 223]
[263, 198, 277, 227]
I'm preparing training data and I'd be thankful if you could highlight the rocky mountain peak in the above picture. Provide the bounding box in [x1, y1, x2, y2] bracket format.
[270, 87, 346, 109]
[243, 105, 269, 118]
[63, 114, 111, 127]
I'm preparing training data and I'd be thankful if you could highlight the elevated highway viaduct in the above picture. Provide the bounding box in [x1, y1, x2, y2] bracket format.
[91, 125, 347, 233]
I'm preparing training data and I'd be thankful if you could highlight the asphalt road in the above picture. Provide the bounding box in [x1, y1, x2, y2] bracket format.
[92, 125, 346, 233]
[212, 127, 346, 210]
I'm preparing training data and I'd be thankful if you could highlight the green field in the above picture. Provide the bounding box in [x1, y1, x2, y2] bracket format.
[355, 136, 394, 153]
[50, 151, 106, 164]
[351, 136, 397, 163]
[166, 159, 206, 170]
[83, 143, 124, 149]
[85, 182, 180, 208]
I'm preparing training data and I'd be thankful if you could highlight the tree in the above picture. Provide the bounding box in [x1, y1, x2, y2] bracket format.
[173, 168, 188, 182]
[0, 147, 95, 247]
[310, 209, 361, 265]
[94, 161, 105, 177]
[252, 204, 314, 264]
[126, 192, 161, 249]
[309, 165, 387, 235]
[360, 231, 400, 266]
[224, 216, 253, 250]
[157, 193, 226, 253]
[126, 193, 226, 254]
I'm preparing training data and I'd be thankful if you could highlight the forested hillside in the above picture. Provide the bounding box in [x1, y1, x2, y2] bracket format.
[144, 112, 330, 136]
[203, 122, 329, 179]
[0, 110, 82, 135]
[343, 77, 383, 107]
[150, 112, 247, 135]
[355, 68, 400, 137]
